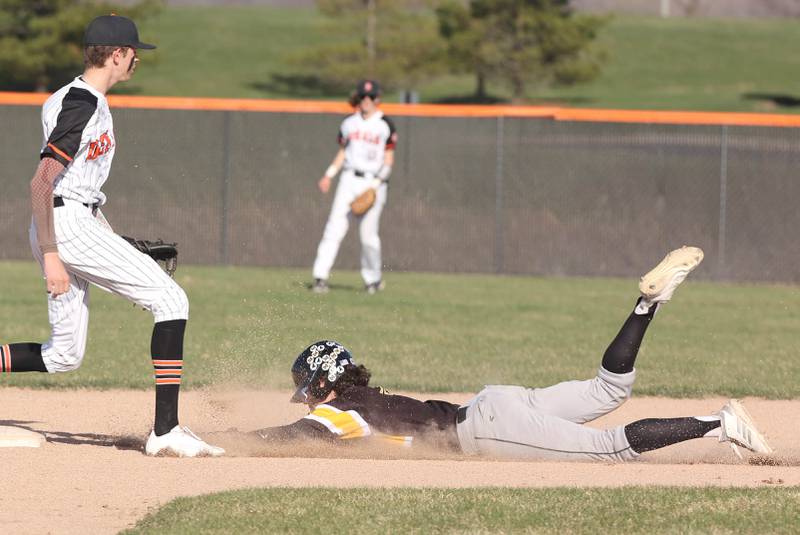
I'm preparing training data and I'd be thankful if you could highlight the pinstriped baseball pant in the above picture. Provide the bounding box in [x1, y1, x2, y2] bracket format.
[455, 367, 640, 462]
[30, 198, 188, 373]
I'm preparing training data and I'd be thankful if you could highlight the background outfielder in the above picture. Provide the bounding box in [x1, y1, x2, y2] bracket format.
[0, 15, 222, 457]
[247, 247, 772, 461]
[312, 80, 397, 294]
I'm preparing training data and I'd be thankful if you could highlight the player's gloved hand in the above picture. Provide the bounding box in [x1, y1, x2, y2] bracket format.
[318, 175, 332, 194]
[350, 186, 377, 216]
[43, 252, 70, 296]
[122, 236, 179, 277]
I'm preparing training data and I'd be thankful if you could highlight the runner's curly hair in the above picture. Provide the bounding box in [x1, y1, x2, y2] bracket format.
[332, 364, 371, 394]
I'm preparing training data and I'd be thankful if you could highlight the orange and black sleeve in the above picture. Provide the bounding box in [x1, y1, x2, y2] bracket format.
[41, 88, 98, 166]
[382, 115, 398, 150]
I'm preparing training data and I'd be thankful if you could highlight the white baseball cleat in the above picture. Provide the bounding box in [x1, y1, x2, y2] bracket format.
[145, 425, 225, 457]
[718, 399, 773, 459]
[639, 246, 704, 304]
[365, 280, 385, 295]
[311, 278, 330, 294]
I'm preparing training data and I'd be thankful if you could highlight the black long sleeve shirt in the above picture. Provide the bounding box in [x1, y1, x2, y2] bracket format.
[253, 385, 462, 451]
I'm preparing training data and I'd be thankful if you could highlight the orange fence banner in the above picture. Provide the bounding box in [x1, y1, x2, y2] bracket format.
[2, 91, 799, 127]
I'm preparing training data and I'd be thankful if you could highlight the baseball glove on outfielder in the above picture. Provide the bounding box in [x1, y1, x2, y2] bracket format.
[122, 236, 178, 277]
[350, 188, 376, 216]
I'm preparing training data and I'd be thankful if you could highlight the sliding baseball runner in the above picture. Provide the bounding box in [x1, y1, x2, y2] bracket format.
[244, 247, 772, 462]
[0, 15, 222, 457]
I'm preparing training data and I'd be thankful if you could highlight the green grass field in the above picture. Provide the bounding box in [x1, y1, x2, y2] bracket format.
[123, 487, 800, 534]
[123, 6, 800, 112]
[1, 261, 797, 397]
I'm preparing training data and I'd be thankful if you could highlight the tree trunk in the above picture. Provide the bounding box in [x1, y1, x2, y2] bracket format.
[475, 72, 486, 100]
[510, 75, 525, 104]
[366, 0, 377, 77]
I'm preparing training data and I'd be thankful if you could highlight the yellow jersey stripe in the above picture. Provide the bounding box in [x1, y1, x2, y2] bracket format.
[304, 404, 371, 439]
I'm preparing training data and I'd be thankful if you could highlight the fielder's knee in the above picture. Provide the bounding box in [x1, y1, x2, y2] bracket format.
[151, 283, 189, 323]
[360, 233, 380, 252]
[42, 345, 85, 373]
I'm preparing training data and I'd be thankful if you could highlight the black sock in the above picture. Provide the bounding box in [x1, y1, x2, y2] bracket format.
[1, 343, 48, 372]
[151, 319, 186, 436]
[625, 417, 720, 453]
[601, 298, 657, 374]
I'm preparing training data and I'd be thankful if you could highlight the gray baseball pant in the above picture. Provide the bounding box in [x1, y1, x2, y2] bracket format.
[455, 367, 640, 462]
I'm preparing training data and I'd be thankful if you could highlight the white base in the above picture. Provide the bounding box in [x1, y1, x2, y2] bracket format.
[0, 426, 45, 448]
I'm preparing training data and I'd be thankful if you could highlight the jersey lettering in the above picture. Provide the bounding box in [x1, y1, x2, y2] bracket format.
[346, 130, 382, 145]
[86, 131, 114, 161]
[338, 111, 397, 173]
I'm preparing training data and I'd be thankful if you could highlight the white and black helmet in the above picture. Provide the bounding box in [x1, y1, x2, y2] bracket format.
[290, 340, 355, 403]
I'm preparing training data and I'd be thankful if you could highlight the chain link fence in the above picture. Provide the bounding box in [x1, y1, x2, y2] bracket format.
[1, 104, 797, 283]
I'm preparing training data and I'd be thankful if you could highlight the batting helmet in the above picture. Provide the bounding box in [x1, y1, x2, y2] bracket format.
[290, 341, 356, 403]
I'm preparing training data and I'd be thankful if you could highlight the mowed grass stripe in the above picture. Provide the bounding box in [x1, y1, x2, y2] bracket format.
[122, 487, 800, 534]
[0, 261, 798, 397]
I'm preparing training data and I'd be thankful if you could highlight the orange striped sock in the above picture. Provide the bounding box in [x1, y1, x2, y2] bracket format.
[1, 345, 10, 373]
[153, 359, 182, 386]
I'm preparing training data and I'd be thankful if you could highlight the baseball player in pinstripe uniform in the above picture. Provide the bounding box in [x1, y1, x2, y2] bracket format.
[0, 15, 222, 457]
[246, 247, 772, 461]
[312, 80, 397, 294]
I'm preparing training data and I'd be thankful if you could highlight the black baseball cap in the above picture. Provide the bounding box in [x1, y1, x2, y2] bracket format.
[356, 80, 381, 98]
[84, 15, 156, 49]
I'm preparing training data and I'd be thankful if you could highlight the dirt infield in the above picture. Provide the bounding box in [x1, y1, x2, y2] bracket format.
[1, 388, 798, 534]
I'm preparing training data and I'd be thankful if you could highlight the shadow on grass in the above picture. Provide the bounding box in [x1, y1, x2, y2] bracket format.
[303, 282, 363, 293]
[431, 94, 594, 106]
[110, 85, 145, 96]
[743, 92, 800, 108]
[432, 94, 508, 104]
[250, 74, 346, 99]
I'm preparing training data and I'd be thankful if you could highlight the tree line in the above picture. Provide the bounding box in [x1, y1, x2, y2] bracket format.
[0, 0, 606, 102]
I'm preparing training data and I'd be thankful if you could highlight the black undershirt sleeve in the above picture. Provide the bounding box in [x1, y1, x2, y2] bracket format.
[250, 418, 336, 443]
[382, 115, 398, 149]
[41, 87, 97, 166]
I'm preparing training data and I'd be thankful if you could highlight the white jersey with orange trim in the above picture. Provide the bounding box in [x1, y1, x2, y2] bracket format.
[338, 110, 397, 175]
[30, 77, 189, 374]
[41, 76, 115, 206]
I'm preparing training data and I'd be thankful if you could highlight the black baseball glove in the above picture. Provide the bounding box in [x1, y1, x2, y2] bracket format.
[122, 236, 179, 277]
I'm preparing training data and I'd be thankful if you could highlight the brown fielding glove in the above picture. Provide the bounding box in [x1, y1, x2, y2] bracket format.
[350, 188, 376, 216]
[122, 236, 179, 277]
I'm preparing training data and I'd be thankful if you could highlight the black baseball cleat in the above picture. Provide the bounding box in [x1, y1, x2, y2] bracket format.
[311, 278, 329, 294]
[365, 280, 385, 295]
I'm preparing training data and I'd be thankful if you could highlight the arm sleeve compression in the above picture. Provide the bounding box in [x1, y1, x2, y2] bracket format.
[30, 158, 66, 254]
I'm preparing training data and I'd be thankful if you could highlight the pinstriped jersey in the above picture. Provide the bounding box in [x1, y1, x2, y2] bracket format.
[338, 110, 397, 174]
[40, 77, 115, 206]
